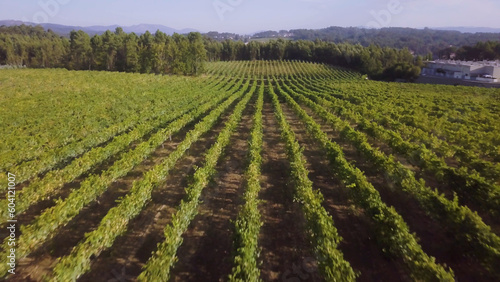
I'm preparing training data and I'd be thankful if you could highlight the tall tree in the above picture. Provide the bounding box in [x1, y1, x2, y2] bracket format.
[247, 41, 261, 61]
[68, 30, 92, 70]
[138, 31, 154, 73]
[186, 32, 207, 75]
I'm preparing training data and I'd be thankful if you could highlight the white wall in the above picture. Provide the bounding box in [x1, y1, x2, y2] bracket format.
[476, 77, 498, 83]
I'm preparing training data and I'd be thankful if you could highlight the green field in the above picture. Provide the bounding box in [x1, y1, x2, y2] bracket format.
[0, 61, 499, 281]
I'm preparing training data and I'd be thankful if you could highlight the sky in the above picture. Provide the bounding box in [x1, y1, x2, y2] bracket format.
[1, 0, 500, 34]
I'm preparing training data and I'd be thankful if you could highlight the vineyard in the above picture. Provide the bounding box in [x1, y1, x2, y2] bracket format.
[0, 60, 499, 281]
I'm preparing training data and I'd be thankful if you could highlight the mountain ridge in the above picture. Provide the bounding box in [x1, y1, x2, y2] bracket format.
[429, 26, 500, 33]
[0, 20, 198, 36]
[2, 20, 500, 37]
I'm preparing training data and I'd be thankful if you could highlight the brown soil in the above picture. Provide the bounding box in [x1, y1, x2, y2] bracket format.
[257, 94, 320, 281]
[3, 112, 162, 201]
[10, 99, 237, 282]
[0, 104, 217, 237]
[0, 108, 201, 225]
[169, 94, 255, 281]
[279, 99, 411, 281]
[4, 80, 498, 282]
[3, 81, 229, 203]
[0, 176, 85, 237]
[363, 129, 500, 234]
[295, 99, 494, 281]
[77, 100, 239, 282]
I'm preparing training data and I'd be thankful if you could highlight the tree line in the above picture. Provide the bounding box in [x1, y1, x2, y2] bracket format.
[205, 38, 422, 80]
[0, 25, 206, 75]
[0, 25, 422, 80]
[259, 26, 500, 56]
[438, 41, 500, 61]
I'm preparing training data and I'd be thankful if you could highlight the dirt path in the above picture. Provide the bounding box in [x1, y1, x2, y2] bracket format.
[258, 94, 319, 281]
[279, 99, 410, 281]
[169, 94, 256, 281]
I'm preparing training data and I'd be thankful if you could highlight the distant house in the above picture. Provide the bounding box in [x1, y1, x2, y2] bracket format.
[421, 60, 500, 82]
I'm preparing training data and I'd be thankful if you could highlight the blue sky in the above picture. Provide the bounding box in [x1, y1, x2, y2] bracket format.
[1, 0, 500, 34]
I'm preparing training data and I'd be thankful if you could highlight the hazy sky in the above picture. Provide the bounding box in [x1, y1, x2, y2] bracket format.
[1, 0, 500, 33]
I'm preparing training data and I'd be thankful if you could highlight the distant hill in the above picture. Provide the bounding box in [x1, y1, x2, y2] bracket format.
[0, 20, 198, 36]
[251, 26, 500, 55]
[2, 20, 499, 56]
[431, 27, 500, 33]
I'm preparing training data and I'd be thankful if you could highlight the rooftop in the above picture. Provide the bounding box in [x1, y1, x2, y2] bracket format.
[428, 60, 500, 67]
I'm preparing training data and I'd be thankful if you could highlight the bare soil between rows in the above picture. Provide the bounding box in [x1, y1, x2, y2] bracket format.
[170, 93, 256, 281]
[4, 80, 498, 282]
[291, 92, 494, 281]
[258, 94, 320, 281]
[279, 96, 410, 282]
[9, 95, 239, 282]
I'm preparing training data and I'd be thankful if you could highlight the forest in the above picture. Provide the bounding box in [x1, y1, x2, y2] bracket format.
[0, 25, 207, 75]
[205, 38, 422, 80]
[438, 41, 500, 61]
[1, 25, 422, 80]
[253, 26, 500, 55]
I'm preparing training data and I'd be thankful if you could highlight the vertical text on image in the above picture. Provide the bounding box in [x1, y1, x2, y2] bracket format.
[6, 173, 16, 275]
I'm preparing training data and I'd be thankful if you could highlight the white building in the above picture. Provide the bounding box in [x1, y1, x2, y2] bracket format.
[421, 60, 500, 82]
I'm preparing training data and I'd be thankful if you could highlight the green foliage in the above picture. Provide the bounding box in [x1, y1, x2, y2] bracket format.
[68, 30, 92, 70]
[137, 80, 256, 282]
[49, 81, 251, 281]
[254, 26, 500, 56]
[1, 61, 499, 280]
[280, 67, 500, 277]
[441, 41, 500, 61]
[0, 25, 207, 75]
[0, 74, 244, 279]
[204, 39, 420, 80]
[229, 81, 265, 282]
[270, 79, 357, 281]
[0, 76, 228, 224]
[273, 73, 454, 281]
[0, 25, 428, 79]
[382, 63, 421, 81]
[0, 70, 215, 188]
